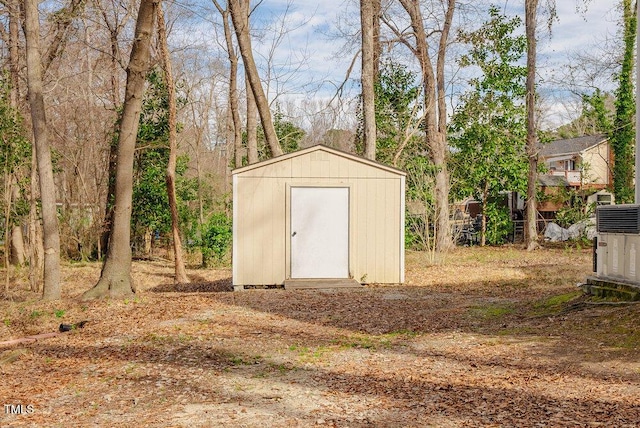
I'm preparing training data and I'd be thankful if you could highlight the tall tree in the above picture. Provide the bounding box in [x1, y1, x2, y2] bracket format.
[7, 0, 20, 109]
[246, 73, 259, 164]
[450, 7, 528, 246]
[7, 0, 26, 267]
[97, 0, 136, 258]
[213, 0, 243, 168]
[228, 0, 283, 157]
[397, 0, 456, 253]
[0, 79, 30, 291]
[611, 0, 636, 204]
[373, 59, 421, 166]
[157, 1, 189, 284]
[552, 89, 614, 139]
[83, 0, 158, 299]
[42, 0, 86, 73]
[24, 0, 62, 300]
[524, 0, 539, 250]
[360, 0, 377, 160]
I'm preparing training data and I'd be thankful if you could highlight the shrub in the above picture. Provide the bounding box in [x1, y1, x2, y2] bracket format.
[200, 212, 232, 267]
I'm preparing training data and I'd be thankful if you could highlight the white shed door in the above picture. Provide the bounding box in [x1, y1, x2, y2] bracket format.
[291, 187, 349, 278]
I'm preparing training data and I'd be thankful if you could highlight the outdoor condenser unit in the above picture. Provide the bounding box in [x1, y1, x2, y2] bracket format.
[595, 204, 640, 283]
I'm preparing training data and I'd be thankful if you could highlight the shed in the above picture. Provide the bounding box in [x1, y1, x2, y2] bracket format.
[232, 145, 406, 289]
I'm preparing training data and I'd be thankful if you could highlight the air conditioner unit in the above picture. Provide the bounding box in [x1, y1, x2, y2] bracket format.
[595, 205, 640, 283]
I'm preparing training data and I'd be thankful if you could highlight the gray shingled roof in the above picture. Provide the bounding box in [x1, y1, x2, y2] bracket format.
[539, 134, 608, 157]
[537, 175, 570, 187]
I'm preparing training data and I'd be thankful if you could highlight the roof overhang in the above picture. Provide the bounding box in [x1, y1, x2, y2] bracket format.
[231, 144, 406, 176]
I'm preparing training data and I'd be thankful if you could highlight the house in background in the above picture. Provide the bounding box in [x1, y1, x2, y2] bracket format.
[537, 134, 614, 219]
[539, 134, 611, 190]
[536, 175, 571, 217]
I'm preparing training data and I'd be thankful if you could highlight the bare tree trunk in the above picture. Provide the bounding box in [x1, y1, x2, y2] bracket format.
[4, 168, 11, 292]
[229, 0, 282, 157]
[214, 1, 243, 168]
[434, 0, 455, 253]
[98, 2, 132, 259]
[246, 73, 258, 163]
[83, 0, 158, 300]
[100, 139, 117, 259]
[10, 183, 25, 265]
[157, 1, 189, 284]
[398, 0, 455, 253]
[8, 0, 25, 267]
[24, 0, 62, 300]
[8, 0, 19, 108]
[372, 0, 381, 79]
[525, 0, 539, 250]
[8, 1, 25, 269]
[42, 0, 86, 73]
[361, 0, 376, 160]
[29, 147, 43, 292]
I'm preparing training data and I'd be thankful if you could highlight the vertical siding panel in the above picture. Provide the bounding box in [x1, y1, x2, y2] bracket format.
[369, 180, 382, 282]
[379, 179, 388, 283]
[356, 161, 367, 179]
[353, 179, 363, 281]
[343, 157, 352, 178]
[322, 156, 331, 178]
[310, 154, 320, 177]
[239, 177, 253, 284]
[272, 178, 286, 284]
[258, 180, 270, 284]
[352, 179, 361, 281]
[291, 156, 301, 178]
[354, 179, 362, 281]
[387, 179, 400, 282]
[366, 179, 375, 281]
[389, 177, 404, 283]
[264, 159, 282, 178]
[232, 175, 240, 285]
[300, 153, 311, 178]
[239, 177, 250, 285]
[384, 180, 394, 282]
[249, 179, 263, 284]
[348, 179, 356, 280]
[263, 179, 273, 283]
[330, 156, 340, 177]
[400, 176, 405, 283]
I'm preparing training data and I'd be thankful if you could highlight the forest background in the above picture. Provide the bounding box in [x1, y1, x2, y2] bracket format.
[0, 0, 630, 298]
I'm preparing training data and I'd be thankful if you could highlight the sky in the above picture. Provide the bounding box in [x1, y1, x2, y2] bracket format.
[179, 0, 623, 130]
[536, 1, 621, 127]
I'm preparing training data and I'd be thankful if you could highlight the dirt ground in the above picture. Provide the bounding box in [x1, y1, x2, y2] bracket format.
[1, 245, 639, 427]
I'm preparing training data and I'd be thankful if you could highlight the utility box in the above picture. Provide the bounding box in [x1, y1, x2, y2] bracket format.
[594, 205, 640, 282]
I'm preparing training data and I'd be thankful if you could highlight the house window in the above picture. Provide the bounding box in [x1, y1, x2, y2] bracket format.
[564, 159, 576, 171]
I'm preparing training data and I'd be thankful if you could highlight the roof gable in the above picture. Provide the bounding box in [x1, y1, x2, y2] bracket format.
[539, 134, 608, 157]
[232, 144, 406, 176]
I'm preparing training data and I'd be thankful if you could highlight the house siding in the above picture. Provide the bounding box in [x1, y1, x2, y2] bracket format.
[581, 143, 610, 187]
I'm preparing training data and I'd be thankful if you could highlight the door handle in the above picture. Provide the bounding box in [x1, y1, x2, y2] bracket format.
[292, 231, 297, 237]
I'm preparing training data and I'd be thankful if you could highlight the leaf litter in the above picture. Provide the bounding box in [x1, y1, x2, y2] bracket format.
[0, 246, 639, 427]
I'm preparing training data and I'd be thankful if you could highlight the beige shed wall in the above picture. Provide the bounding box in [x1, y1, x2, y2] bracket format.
[233, 149, 404, 286]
